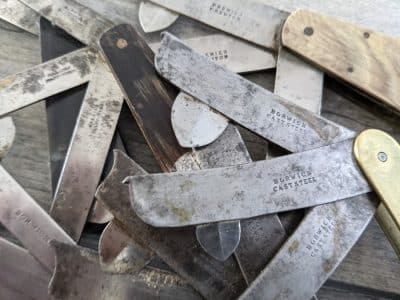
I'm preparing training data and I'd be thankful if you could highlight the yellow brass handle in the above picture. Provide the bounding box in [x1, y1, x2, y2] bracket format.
[354, 129, 400, 258]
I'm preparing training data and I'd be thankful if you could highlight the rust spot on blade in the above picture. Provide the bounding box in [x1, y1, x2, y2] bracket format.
[0, 75, 16, 90]
[288, 240, 299, 255]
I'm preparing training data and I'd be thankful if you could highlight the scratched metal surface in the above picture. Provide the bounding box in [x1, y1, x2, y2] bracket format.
[0, 1, 399, 298]
[0, 47, 97, 117]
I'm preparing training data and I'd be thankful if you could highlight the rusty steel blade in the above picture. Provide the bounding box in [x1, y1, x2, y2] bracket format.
[0, 165, 74, 270]
[174, 125, 251, 261]
[127, 139, 372, 227]
[149, 0, 288, 49]
[0, 0, 40, 35]
[0, 237, 50, 300]
[96, 150, 247, 299]
[155, 33, 354, 153]
[0, 47, 97, 117]
[50, 60, 123, 241]
[139, 1, 179, 33]
[0, 117, 15, 159]
[49, 241, 202, 300]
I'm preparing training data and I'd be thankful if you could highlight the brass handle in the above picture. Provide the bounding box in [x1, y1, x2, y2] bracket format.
[354, 129, 400, 258]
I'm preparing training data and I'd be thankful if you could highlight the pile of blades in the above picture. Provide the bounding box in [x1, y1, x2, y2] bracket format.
[0, 1, 399, 299]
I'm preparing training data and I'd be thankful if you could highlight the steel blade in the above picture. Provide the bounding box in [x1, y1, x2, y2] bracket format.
[239, 194, 378, 300]
[149, 0, 287, 49]
[139, 1, 179, 33]
[127, 139, 371, 227]
[171, 93, 228, 148]
[49, 242, 202, 300]
[19, 0, 114, 45]
[96, 150, 247, 299]
[155, 33, 354, 152]
[50, 61, 123, 241]
[99, 219, 154, 274]
[0, 0, 40, 35]
[0, 238, 50, 300]
[0, 117, 15, 159]
[166, 33, 276, 147]
[0, 47, 97, 117]
[175, 125, 251, 261]
[0, 165, 74, 270]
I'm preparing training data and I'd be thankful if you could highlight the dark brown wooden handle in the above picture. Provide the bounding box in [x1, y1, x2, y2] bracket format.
[99, 24, 187, 172]
[282, 9, 400, 113]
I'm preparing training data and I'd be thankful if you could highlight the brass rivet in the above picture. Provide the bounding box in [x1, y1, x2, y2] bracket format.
[116, 38, 128, 49]
[377, 152, 388, 162]
[364, 32, 370, 39]
[304, 27, 314, 36]
[347, 67, 354, 73]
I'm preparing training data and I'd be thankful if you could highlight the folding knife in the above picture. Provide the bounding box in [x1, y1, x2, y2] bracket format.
[126, 34, 399, 299]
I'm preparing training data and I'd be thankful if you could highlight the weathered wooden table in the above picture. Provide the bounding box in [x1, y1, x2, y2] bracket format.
[0, 0, 399, 299]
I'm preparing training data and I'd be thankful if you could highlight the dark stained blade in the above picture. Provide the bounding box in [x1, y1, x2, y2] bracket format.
[49, 241, 203, 300]
[95, 150, 247, 299]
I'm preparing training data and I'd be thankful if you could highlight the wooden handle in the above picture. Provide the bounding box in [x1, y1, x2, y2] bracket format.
[100, 24, 187, 172]
[354, 129, 400, 258]
[282, 9, 400, 113]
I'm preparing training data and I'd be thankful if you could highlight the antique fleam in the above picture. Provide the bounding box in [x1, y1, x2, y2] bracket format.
[125, 33, 398, 299]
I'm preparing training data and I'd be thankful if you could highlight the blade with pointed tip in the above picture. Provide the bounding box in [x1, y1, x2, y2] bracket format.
[0, 0, 40, 35]
[0, 238, 50, 300]
[0, 46, 97, 117]
[50, 60, 123, 241]
[99, 219, 154, 274]
[175, 125, 251, 261]
[165, 33, 276, 147]
[49, 242, 203, 300]
[139, 1, 179, 33]
[0, 165, 74, 271]
[155, 33, 354, 152]
[171, 93, 228, 148]
[0, 117, 15, 159]
[96, 150, 247, 299]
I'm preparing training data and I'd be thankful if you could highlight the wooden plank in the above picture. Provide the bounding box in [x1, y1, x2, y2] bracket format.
[282, 9, 400, 113]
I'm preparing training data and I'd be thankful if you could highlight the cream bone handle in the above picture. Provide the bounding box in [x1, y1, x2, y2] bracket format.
[282, 9, 400, 113]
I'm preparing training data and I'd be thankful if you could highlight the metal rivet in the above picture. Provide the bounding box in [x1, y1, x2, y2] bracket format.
[364, 32, 370, 39]
[347, 67, 354, 73]
[304, 27, 314, 36]
[377, 151, 388, 162]
[116, 38, 128, 49]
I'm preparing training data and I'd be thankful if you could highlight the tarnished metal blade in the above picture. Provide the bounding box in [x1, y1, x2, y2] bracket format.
[87, 199, 113, 224]
[0, 117, 15, 159]
[0, 165, 74, 270]
[195, 221, 241, 262]
[149, 0, 287, 49]
[127, 139, 371, 227]
[50, 61, 123, 241]
[0, 47, 97, 117]
[99, 220, 154, 274]
[155, 33, 354, 152]
[166, 33, 276, 147]
[19, 0, 114, 45]
[171, 93, 228, 148]
[49, 242, 203, 300]
[239, 194, 378, 300]
[275, 49, 323, 114]
[150, 33, 277, 74]
[0, 238, 50, 300]
[139, 1, 178, 33]
[0, 0, 40, 35]
[175, 125, 251, 260]
[96, 150, 247, 299]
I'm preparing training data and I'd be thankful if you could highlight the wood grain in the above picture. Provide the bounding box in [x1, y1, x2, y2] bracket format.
[282, 9, 400, 113]
[100, 24, 186, 171]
